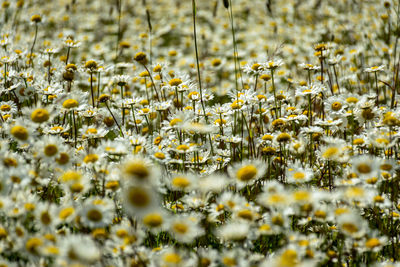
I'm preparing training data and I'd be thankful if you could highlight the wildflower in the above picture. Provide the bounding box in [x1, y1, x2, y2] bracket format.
[134, 52, 148, 65]
[122, 156, 158, 184]
[79, 198, 113, 228]
[286, 165, 313, 184]
[122, 184, 158, 216]
[84, 59, 98, 72]
[60, 235, 101, 264]
[168, 173, 197, 192]
[228, 160, 266, 188]
[319, 140, 348, 162]
[350, 156, 379, 179]
[364, 65, 385, 73]
[30, 14, 42, 23]
[263, 59, 284, 70]
[168, 214, 204, 243]
[217, 222, 250, 242]
[141, 210, 167, 232]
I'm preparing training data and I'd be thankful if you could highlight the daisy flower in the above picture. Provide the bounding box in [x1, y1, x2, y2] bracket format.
[228, 160, 266, 189]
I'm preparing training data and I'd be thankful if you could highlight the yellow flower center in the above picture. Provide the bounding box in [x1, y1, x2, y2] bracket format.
[11, 125, 28, 141]
[259, 224, 271, 231]
[170, 118, 183, 126]
[214, 118, 227, 125]
[365, 238, 380, 249]
[0, 104, 11, 111]
[154, 152, 165, 159]
[173, 222, 188, 234]
[293, 172, 305, 180]
[26, 237, 43, 253]
[237, 209, 253, 220]
[177, 144, 189, 151]
[331, 102, 342, 111]
[127, 187, 150, 208]
[44, 144, 58, 157]
[357, 163, 371, 174]
[164, 253, 181, 264]
[236, 165, 258, 182]
[353, 138, 364, 145]
[3, 157, 17, 167]
[87, 209, 103, 222]
[62, 99, 79, 109]
[346, 97, 359, 103]
[31, 108, 50, 123]
[222, 257, 237, 267]
[293, 191, 310, 201]
[279, 249, 298, 267]
[277, 132, 291, 142]
[70, 183, 83, 193]
[143, 213, 163, 227]
[342, 223, 358, 233]
[60, 171, 81, 182]
[59, 207, 74, 220]
[40, 212, 51, 225]
[169, 78, 183, 87]
[172, 176, 190, 189]
[322, 147, 339, 159]
[125, 161, 149, 180]
[314, 210, 326, 219]
[84, 154, 99, 164]
[85, 128, 98, 135]
[56, 153, 70, 165]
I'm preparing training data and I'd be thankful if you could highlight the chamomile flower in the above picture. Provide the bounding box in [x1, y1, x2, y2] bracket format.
[364, 65, 385, 73]
[319, 142, 349, 162]
[25, 104, 54, 124]
[34, 135, 64, 164]
[350, 155, 380, 179]
[337, 212, 367, 238]
[122, 184, 158, 216]
[286, 164, 313, 184]
[216, 221, 250, 242]
[168, 172, 197, 192]
[58, 92, 88, 111]
[258, 183, 290, 209]
[140, 209, 168, 233]
[121, 156, 159, 185]
[168, 213, 204, 244]
[6, 118, 35, 146]
[59, 235, 101, 265]
[0, 101, 17, 116]
[35, 203, 56, 230]
[58, 170, 90, 194]
[198, 174, 230, 194]
[228, 160, 266, 189]
[79, 198, 113, 228]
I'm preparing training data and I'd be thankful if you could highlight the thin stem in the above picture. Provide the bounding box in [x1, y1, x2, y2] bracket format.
[227, 0, 242, 92]
[143, 0, 153, 65]
[105, 102, 124, 137]
[271, 70, 277, 119]
[115, 0, 122, 62]
[97, 72, 101, 108]
[72, 110, 77, 148]
[143, 64, 160, 101]
[29, 23, 38, 67]
[192, 0, 208, 123]
[90, 72, 95, 107]
[65, 47, 71, 65]
[333, 65, 340, 94]
[375, 72, 379, 105]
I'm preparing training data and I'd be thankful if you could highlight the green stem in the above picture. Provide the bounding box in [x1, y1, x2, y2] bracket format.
[192, 0, 208, 123]
[29, 23, 38, 67]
